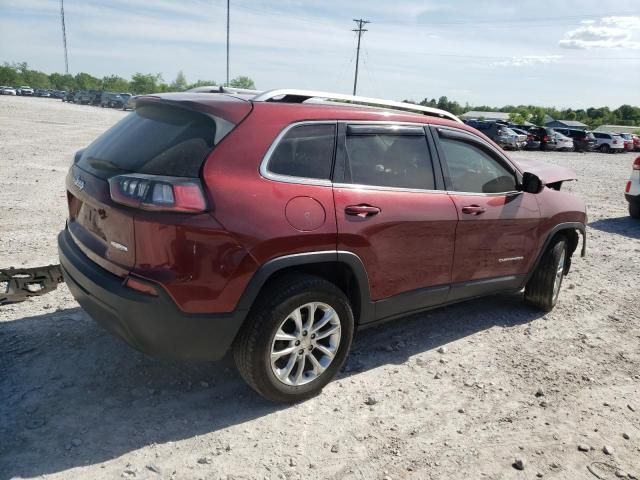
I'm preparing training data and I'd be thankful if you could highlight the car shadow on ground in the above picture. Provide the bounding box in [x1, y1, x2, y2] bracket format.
[0, 293, 542, 477]
[589, 216, 640, 239]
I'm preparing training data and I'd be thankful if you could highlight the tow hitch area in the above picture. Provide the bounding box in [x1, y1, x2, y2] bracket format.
[1, 265, 64, 304]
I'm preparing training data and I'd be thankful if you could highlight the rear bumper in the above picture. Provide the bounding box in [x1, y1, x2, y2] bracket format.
[58, 229, 246, 361]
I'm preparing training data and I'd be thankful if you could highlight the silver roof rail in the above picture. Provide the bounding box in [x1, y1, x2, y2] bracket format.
[252, 89, 462, 123]
[187, 85, 263, 95]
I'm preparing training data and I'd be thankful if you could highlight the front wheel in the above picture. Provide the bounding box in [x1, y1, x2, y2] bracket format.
[234, 274, 354, 403]
[630, 202, 640, 219]
[525, 237, 568, 312]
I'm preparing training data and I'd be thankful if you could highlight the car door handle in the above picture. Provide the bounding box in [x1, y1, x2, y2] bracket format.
[461, 205, 486, 215]
[345, 205, 381, 218]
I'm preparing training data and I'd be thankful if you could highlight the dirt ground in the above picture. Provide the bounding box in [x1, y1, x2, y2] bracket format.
[1, 95, 639, 480]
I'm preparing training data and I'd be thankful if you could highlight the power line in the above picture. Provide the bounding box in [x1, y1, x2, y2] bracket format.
[60, 0, 69, 74]
[352, 18, 370, 95]
[226, 0, 230, 86]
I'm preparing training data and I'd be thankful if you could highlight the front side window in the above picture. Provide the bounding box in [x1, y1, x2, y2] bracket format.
[267, 123, 336, 180]
[439, 137, 516, 193]
[344, 132, 435, 190]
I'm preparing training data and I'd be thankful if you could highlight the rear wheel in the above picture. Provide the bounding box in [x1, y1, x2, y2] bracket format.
[599, 144, 610, 153]
[630, 202, 640, 219]
[525, 237, 568, 312]
[234, 274, 354, 403]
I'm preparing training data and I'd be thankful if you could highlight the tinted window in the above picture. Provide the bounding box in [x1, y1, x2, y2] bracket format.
[345, 133, 435, 190]
[78, 104, 220, 178]
[267, 124, 336, 180]
[439, 137, 516, 193]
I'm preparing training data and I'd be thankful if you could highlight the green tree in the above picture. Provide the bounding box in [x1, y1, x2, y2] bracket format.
[530, 108, 547, 127]
[102, 75, 130, 92]
[0, 63, 21, 85]
[509, 112, 527, 125]
[130, 73, 163, 94]
[74, 72, 101, 90]
[229, 75, 255, 89]
[49, 73, 76, 90]
[188, 79, 217, 89]
[170, 71, 188, 91]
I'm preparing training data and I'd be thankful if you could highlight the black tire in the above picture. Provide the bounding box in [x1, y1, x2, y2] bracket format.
[630, 202, 640, 219]
[234, 273, 354, 403]
[525, 237, 568, 312]
[600, 144, 610, 153]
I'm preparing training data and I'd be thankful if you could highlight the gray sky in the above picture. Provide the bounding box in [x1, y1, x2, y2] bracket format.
[1, 0, 639, 108]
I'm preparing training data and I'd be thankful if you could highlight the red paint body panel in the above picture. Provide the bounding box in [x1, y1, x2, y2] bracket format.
[63, 96, 587, 319]
[448, 192, 541, 282]
[333, 188, 458, 300]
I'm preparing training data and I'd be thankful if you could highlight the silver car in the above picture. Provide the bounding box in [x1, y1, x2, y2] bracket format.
[552, 131, 574, 151]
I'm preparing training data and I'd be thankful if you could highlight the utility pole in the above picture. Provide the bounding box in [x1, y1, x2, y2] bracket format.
[226, 0, 230, 87]
[352, 18, 370, 95]
[60, 0, 69, 74]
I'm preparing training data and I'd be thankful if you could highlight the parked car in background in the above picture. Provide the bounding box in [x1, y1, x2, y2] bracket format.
[0, 86, 17, 95]
[464, 120, 512, 149]
[73, 91, 91, 104]
[618, 133, 635, 152]
[528, 127, 557, 151]
[552, 128, 596, 152]
[19, 86, 34, 96]
[593, 132, 625, 153]
[109, 93, 131, 109]
[63, 91, 75, 102]
[58, 89, 586, 402]
[88, 90, 102, 106]
[100, 92, 115, 107]
[625, 156, 640, 218]
[632, 134, 640, 152]
[552, 131, 574, 151]
[122, 95, 136, 110]
[503, 127, 527, 150]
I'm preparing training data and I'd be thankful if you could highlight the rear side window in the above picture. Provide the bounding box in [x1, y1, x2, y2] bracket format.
[344, 130, 435, 190]
[78, 104, 225, 178]
[266, 123, 336, 180]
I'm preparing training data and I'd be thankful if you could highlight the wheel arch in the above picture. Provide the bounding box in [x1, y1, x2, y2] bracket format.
[527, 222, 586, 283]
[236, 251, 374, 325]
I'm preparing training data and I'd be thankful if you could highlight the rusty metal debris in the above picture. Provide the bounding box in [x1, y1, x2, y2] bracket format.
[0, 265, 64, 304]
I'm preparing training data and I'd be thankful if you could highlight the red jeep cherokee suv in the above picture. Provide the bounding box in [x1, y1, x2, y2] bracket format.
[58, 88, 587, 402]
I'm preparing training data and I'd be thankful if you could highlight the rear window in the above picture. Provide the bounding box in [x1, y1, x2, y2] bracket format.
[78, 104, 230, 178]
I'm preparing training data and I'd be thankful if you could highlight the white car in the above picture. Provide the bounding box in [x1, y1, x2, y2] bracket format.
[593, 132, 625, 153]
[18, 86, 34, 96]
[553, 131, 574, 151]
[1, 86, 17, 95]
[626, 156, 640, 218]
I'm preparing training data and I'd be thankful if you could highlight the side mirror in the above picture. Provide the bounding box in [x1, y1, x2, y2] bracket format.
[520, 172, 543, 194]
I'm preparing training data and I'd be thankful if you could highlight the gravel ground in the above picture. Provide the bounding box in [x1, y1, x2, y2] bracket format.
[1, 95, 639, 480]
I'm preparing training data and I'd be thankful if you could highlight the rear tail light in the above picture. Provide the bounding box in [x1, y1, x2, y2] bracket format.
[626, 181, 632, 193]
[633, 157, 640, 170]
[613, 140, 618, 144]
[108, 174, 207, 213]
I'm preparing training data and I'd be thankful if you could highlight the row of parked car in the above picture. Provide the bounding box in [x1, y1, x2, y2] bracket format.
[0, 85, 136, 110]
[463, 119, 640, 154]
[61, 90, 135, 110]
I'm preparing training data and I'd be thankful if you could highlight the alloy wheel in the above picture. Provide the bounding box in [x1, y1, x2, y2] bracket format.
[270, 302, 341, 386]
